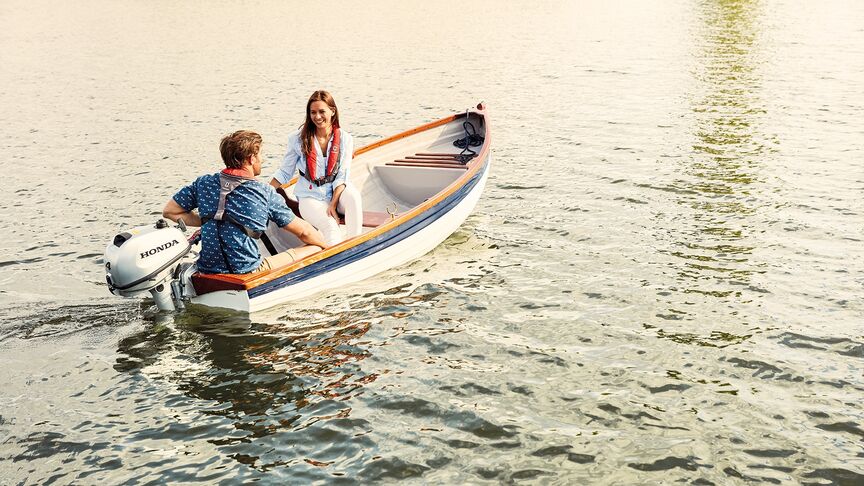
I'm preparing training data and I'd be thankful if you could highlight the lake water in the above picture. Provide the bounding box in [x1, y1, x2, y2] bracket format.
[1, 0, 863, 483]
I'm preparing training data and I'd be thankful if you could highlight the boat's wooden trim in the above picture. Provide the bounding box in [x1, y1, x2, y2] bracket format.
[386, 162, 468, 169]
[353, 113, 462, 157]
[394, 158, 463, 163]
[406, 154, 461, 159]
[191, 273, 245, 293]
[192, 103, 489, 293]
[405, 159, 460, 163]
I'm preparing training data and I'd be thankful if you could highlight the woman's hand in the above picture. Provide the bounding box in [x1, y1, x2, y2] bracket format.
[327, 202, 340, 221]
[328, 184, 346, 220]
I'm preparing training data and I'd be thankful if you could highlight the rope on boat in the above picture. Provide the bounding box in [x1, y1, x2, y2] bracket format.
[453, 118, 484, 164]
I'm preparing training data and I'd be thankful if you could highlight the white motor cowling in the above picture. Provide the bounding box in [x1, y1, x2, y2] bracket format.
[105, 219, 193, 310]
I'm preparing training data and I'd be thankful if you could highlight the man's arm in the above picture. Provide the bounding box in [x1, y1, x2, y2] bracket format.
[282, 217, 327, 250]
[163, 198, 202, 227]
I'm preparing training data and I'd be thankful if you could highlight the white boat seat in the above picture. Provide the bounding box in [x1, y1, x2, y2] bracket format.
[375, 164, 465, 205]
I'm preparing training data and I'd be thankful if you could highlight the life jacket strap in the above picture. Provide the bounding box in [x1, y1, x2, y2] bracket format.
[201, 214, 263, 239]
[304, 128, 341, 183]
[200, 174, 263, 239]
[298, 169, 339, 187]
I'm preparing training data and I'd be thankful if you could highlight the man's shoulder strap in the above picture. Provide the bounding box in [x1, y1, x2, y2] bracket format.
[214, 173, 253, 221]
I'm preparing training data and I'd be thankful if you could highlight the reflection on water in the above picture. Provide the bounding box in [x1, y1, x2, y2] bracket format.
[114, 306, 375, 473]
[650, 0, 773, 347]
[109, 282, 462, 477]
[2, 0, 863, 483]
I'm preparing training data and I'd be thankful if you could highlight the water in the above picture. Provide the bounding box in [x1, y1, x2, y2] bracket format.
[2, 0, 863, 483]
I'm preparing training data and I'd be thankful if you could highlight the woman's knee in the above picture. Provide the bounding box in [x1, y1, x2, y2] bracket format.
[338, 185, 363, 213]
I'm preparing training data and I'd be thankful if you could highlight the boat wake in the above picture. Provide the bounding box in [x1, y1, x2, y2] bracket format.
[0, 299, 146, 344]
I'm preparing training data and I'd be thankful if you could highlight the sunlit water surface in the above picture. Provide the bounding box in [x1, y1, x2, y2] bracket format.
[1, 0, 863, 484]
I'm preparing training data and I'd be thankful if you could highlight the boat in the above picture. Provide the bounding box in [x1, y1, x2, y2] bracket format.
[104, 103, 491, 312]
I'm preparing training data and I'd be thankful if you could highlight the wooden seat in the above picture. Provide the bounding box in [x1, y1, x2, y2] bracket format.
[394, 158, 464, 164]
[383, 151, 475, 169]
[385, 152, 468, 169]
[278, 186, 391, 227]
[405, 155, 460, 160]
[386, 161, 468, 169]
[338, 211, 393, 228]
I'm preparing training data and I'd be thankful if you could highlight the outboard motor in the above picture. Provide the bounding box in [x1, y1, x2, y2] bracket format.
[104, 219, 195, 311]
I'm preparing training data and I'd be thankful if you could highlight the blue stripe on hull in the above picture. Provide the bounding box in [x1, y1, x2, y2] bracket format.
[248, 160, 488, 300]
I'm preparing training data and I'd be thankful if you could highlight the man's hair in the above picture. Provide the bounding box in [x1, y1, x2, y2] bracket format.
[220, 130, 262, 169]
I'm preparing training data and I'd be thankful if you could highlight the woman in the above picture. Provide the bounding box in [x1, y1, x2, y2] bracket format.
[270, 90, 363, 246]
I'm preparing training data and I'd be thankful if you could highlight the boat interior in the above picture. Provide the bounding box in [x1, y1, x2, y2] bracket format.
[260, 111, 487, 252]
[188, 109, 487, 294]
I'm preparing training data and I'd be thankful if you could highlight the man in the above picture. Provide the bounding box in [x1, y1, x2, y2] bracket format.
[163, 130, 327, 274]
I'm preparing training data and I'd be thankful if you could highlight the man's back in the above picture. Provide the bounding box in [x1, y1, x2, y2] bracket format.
[173, 172, 294, 274]
[163, 130, 324, 275]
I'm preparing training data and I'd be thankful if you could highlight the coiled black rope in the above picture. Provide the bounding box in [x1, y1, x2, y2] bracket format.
[453, 120, 484, 163]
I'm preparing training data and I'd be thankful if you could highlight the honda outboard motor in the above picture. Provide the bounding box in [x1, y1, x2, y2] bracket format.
[104, 219, 195, 311]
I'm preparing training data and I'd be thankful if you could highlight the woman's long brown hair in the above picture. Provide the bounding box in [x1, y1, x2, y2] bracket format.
[300, 90, 340, 156]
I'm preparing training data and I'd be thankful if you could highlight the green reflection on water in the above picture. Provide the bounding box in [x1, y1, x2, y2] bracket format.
[652, 0, 776, 346]
[675, 0, 768, 282]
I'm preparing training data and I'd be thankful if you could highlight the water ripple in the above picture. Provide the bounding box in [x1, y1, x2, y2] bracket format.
[1, 0, 863, 483]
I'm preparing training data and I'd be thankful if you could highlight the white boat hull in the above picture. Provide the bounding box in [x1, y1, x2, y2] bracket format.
[191, 157, 490, 312]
